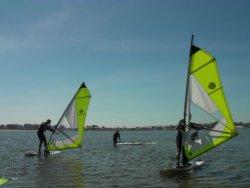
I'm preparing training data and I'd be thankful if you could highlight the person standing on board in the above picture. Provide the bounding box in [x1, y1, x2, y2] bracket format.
[176, 118, 202, 167]
[37, 119, 55, 154]
[113, 130, 121, 145]
[176, 119, 186, 167]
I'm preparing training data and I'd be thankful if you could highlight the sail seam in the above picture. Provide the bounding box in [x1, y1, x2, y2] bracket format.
[208, 87, 222, 95]
[190, 58, 215, 75]
[76, 96, 91, 99]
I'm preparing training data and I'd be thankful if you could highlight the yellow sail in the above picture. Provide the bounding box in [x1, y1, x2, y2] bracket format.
[0, 178, 8, 186]
[47, 82, 91, 151]
[184, 45, 237, 160]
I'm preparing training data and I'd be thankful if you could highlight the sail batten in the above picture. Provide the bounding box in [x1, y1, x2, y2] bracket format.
[183, 43, 237, 161]
[190, 58, 215, 74]
[47, 82, 91, 151]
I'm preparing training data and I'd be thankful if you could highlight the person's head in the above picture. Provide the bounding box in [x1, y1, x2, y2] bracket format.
[116, 130, 119, 133]
[46, 119, 51, 124]
[179, 119, 186, 125]
[177, 119, 186, 130]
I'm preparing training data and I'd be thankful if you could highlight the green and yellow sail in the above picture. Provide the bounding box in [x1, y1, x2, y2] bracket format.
[47, 82, 91, 151]
[0, 178, 8, 186]
[183, 41, 237, 160]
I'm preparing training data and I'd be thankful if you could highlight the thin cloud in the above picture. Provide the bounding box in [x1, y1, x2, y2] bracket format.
[0, 7, 74, 50]
[203, 41, 250, 53]
[0, 37, 34, 50]
[80, 38, 186, 53]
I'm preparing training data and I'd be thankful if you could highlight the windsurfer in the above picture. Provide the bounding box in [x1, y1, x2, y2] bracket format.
[37, 119, 55, 154]
[176, 119, 186, 167]
[113, 130, 121, 145]
[176, 118, 202, 167]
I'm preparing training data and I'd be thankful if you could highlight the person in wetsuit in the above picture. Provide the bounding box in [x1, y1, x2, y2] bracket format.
[37, 119, 55, 154]
[176, 119, 186, 166]
[176, 118, 202, 167]
[113, 130, 121, 145]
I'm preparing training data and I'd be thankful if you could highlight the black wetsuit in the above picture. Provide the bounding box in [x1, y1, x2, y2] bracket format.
[37, 122, 54, 153]
[176, 121, 201, 166]
[176, 126, 183, 165]
[113, 131, 121, 144]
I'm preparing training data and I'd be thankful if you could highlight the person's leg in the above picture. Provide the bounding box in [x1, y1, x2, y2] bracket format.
[43, 136, 50, 154]
[182, 146, 189, 166]
[39, 141, 43, 154]
[37, 132, 43, 153]
[176, 143, 181, 166]
[43, 137, 47, 149]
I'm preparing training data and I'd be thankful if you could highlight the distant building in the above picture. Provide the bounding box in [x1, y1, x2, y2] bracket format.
[86, 125, 100, 131]
[92, 125, 99, 130]
[24, 124, 39, 130]
[6, 124, 23, 130]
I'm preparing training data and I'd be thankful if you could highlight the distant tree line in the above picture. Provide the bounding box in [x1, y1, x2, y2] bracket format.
[0, 122, 249, 131]
[0, 124, 40, 130]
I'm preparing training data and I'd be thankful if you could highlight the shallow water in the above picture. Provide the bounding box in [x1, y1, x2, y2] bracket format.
[0, 129, 249, 187]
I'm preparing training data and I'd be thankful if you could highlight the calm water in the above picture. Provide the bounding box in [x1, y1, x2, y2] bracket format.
[0, 129, 249, 187]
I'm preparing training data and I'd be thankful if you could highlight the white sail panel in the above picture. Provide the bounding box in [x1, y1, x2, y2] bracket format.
[53, 135, 80, 148]
[209, 118, 227, 137]
[190, 75, 217, 114]
[63, 99, 77, 129]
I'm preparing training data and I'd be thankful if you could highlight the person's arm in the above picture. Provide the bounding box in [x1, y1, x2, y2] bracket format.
[177, 122, 186, 131]
[176, 123, 184, 130]
[46, 125, 55, 133]
[190, 122, 202, 130]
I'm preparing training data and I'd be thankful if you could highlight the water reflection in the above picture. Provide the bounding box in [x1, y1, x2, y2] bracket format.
[160, 170, 196, 187]
[160, 162, 209, 188]
[36, 155, 85, 188]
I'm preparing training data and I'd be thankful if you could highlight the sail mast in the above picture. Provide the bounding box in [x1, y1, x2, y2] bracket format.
[183, 35, 194, 126]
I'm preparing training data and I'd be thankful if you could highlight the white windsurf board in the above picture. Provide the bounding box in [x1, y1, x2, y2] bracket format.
[116, 141, 156, 145]
[160, 160, 205, 174]
[24, 150, 61, 157]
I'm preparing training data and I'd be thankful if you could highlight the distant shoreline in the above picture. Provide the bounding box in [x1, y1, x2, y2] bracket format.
[0, 122, 249, 131]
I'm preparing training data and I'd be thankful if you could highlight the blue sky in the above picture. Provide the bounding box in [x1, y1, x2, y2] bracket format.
[0, 0, 250, 126]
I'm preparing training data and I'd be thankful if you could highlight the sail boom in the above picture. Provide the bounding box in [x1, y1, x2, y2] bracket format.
[192, 126, 231, 134]
[208, 87, 222, 96]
